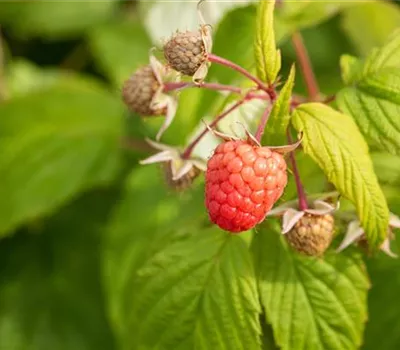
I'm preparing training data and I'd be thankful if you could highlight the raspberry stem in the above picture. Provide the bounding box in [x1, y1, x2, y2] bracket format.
[181, 98, 246, 159]
[163, 82, 271, 101]
[208, 53, 274, 97]
[163, 82, 242, 94]
[287, 130, 308, 210]
[291, 32, 320, 101]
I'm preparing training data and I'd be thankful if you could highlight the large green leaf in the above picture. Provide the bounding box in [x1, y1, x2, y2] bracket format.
[104, 167, 261, 349]
[292, 103, 389, 249]
[89, 20, 152, 87]
[254, 0, 281, 85]
[341, 1, 400, 56]
[337, 29, 400, 155]
[262, 64, 295, 146]
[253, 221, 369, 350]
[0, 84, 123, 236]
[0, 190, 117, 350]
[364, 238, 400, 350]
[0, 1, 116, 39]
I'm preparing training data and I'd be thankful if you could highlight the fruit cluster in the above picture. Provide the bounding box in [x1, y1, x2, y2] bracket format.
[119, 2, 367, 258]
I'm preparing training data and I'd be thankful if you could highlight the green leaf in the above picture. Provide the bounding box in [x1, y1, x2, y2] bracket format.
[339, 54, 363, 85]
[337, 29, 400, 156]
[371, 152, 400, 186]
[0, 85, 123, 236]
[341, 1, 400, 56]
[262, 64, 295, 146]
[5, 59, 108, 98]
[89, 20, 152, 87]
[363, 243, 400, 350]
[337, 68, 400, 156]
[254, 0, 281, 85]
[0, 190, 117, 350]
[363, 28, 400, 74]
[0, 1, 116, 39]
[104, 167, 261, 349]
[253, 221, 369, 350]
[292, 103, 389, 249]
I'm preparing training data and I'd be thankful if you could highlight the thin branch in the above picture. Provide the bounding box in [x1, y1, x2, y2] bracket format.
[181, 98, 247, 159]
[208, 53, 271, 93]
[287, 129, 308, 210]
[254, 105, 272, 143]
[291, 32, 319, 101]
[163, 81, 271, 101]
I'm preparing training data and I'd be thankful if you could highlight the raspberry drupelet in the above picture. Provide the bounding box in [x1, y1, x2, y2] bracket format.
[205, 140, 288, 233]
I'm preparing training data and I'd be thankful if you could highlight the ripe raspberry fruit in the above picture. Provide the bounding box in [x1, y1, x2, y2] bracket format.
[205, 140, 288, 233]
[164, 31, 206, 76]
[286, 214, 335, 256]
[122, 65, 165, 116]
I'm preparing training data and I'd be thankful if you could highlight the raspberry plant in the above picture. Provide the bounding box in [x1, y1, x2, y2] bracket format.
[1, 1, 400, 350]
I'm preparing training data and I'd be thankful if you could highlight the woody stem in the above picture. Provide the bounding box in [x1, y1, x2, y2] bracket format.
[181, 98, 247, 159]
[208, 53, 274, 96]
[163, 82, 270, 100]
[287, 130, 308, 210]
[291, 32, 320, 101]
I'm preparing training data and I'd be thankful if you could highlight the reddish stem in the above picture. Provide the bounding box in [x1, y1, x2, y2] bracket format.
[287, 130, 308, 210]
[208, 53, 270, 92]
[163, 81, 242, 94]
[291, 32, 319, 101]
[254, 105, 272, 143]
[182, 98, 246, 159]
[163, 81, 271, 101]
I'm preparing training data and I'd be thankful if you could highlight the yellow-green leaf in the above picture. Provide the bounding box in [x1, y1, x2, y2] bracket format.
[292, 103, 389, 249]
[262, 64, 295, 146]
[254, 0, 281, 84]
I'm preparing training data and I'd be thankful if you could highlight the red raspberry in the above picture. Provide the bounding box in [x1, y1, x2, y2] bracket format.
[205, 140, 288, 233]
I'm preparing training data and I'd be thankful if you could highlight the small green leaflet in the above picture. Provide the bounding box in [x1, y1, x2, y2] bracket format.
[337, 29, 400, 156]
[252, 221, 369, 350]
[262, 64, 295, 146]
[292, 103, 389, 249]
[254, 0, 281, 85]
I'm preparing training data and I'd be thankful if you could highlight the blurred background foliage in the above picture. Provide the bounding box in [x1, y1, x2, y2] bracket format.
[0, 1, 400, 349]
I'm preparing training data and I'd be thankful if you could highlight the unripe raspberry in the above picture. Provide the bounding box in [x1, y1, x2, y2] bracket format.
[164, 31, 206, 76]
[122, 65, 165, 116]
[162, 161, 201, 192]
[286, 214, 335, 256]
[205, 140, 288, 233]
